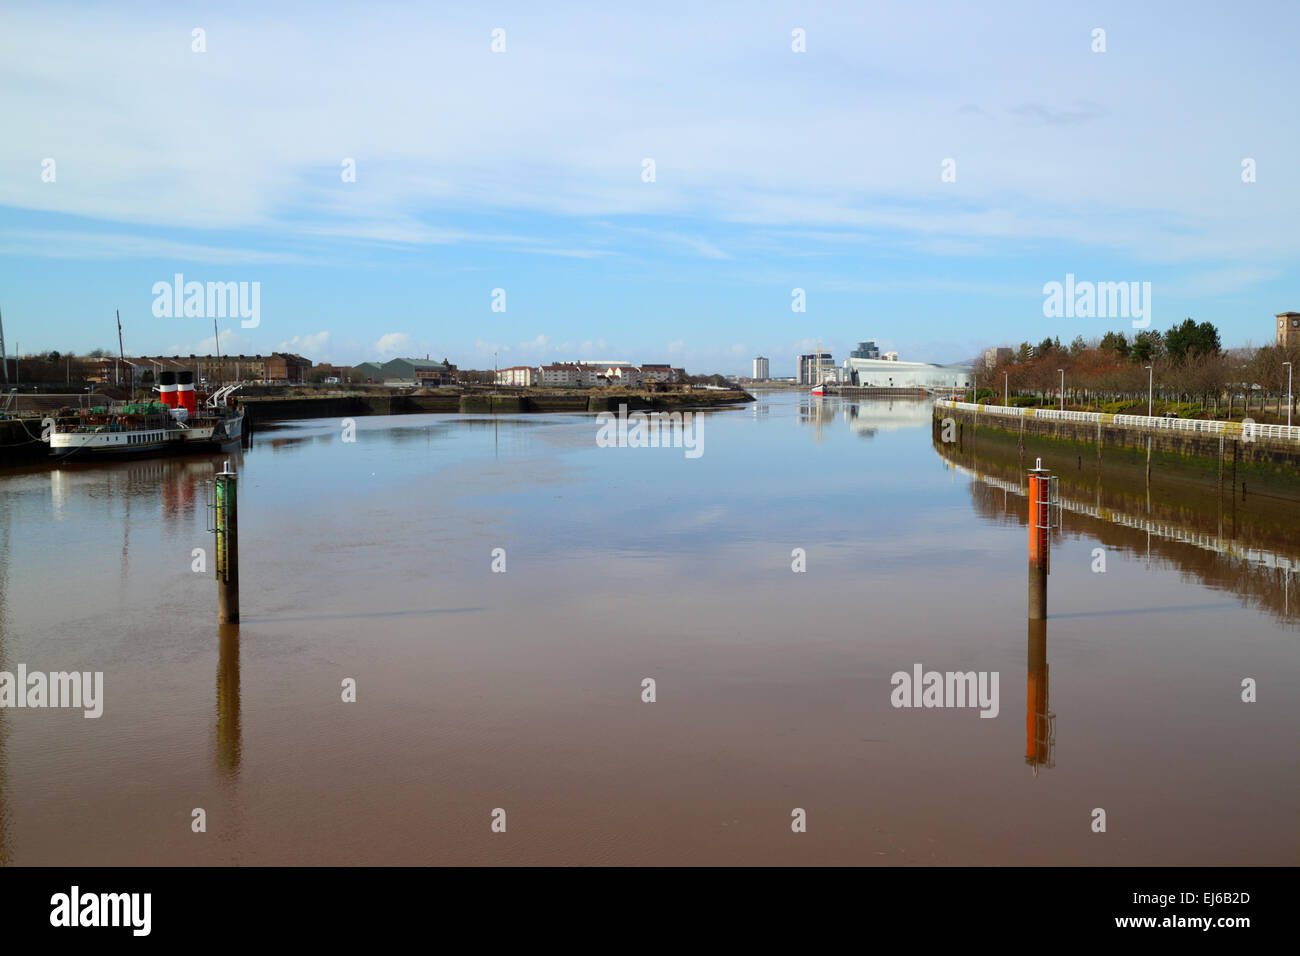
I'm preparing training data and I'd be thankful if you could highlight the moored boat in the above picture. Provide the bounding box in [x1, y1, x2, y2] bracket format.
[48, 396, 243, 459]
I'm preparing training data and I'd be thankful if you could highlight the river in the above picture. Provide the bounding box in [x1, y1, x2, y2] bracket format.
[0, 391, 1294, 865]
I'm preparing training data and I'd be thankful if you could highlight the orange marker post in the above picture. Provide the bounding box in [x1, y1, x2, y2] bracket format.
[1027, 459, 1051, 620]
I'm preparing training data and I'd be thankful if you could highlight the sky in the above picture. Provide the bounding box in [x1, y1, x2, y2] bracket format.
[1, 1, 1297, 377]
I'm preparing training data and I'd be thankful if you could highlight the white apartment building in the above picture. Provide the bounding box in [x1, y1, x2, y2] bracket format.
[495, 365, 537, 386]
[539, 364, 580, 386]
[602, 365, 643, 386]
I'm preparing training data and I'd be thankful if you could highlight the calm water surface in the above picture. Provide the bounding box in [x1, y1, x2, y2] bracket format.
[0, 392, 1294, 864]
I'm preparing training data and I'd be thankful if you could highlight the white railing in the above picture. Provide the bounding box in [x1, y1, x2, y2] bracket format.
[935, 399, 1300, 443]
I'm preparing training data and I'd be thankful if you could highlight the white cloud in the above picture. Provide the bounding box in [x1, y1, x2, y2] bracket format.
[278, 331, 332, 360]
[0, 4, 1294, 265]
[372, 332, 420, 359]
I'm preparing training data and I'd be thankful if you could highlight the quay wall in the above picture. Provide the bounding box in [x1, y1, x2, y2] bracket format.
[240, 389, 753, 423]
[0, 418, 51, 465]
[934, 403, 1300, 498]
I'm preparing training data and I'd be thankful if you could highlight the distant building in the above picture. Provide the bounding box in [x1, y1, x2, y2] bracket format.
[602, 365, 643, 386]
[850, 341, 880, 360]
[1277, 312, 1300, 348]
[411, 360, 457, 386]
[640, 363, 678, 383]
[539, 363, 581, 387]
[312, 363, 349, 383]
[352, 362, 384, 383]
[135, 354, 268, 385]
[845, 352, 972, 389]
[265, 352, 312, 383]
[752, 356, 769, 380]
[367, 357, 458, 385]
[982, 347, 1013, 369]
[797, 352, 834, 385]
[495, 365, 537, 386]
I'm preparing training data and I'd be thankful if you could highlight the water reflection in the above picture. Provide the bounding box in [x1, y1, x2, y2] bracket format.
[216, 623, 241, 778]
[1025, 619, 1055, 776]
[0, 481, 9, 865]
[936, 440, 1300, 627]
[799, 397, 934, 442]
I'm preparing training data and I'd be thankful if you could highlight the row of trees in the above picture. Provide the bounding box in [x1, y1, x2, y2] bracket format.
[976, 320, 1300, 419]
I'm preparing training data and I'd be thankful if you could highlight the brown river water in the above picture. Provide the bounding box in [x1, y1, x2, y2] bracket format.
[0, 393, 1295, 865]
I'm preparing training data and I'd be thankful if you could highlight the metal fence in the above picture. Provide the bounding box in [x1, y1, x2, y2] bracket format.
[0, 393, 94, 416]
[935, 399, 1300, 443]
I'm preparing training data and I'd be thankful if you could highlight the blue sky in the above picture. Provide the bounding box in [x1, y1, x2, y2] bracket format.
[1, 1, 1297, 376]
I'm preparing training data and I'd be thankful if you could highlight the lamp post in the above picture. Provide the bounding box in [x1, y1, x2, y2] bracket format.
[1004, 370, 1009, 407]
[1057, 368, 1064, 411]
[1146, 365, 1153, 417]
[1285, 361, 1293, 428]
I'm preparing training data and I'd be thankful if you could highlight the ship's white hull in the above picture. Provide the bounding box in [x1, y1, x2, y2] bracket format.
[49, 427, 176, 454]
[49, 411, 243, 458]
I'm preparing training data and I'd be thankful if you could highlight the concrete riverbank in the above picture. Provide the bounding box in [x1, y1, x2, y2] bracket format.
[239, 388, 754, 424]
[934, 400, 1300, 500]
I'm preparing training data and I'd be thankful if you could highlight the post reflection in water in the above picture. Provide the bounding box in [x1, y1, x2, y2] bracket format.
[937, 438, 1300, 628]
[1025, 618, 1055, 776]
[0, 485, 10, 866]
[216, 622, 241, 778]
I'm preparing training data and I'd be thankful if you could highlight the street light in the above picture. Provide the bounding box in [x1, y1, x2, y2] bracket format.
[1285, 361, 1293, 428]
[1145, 365, 1153, 417]
[1004, 370, 1009, 407]
[1057, 368, 1064, 412]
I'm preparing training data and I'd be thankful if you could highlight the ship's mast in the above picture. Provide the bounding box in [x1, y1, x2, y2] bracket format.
[116, 309, 126, 394]
[214, 315, 223, 387]
[0, 304, 7, 385]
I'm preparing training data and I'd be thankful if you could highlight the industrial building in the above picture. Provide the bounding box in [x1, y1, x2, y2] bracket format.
[844, 353, 972, 389]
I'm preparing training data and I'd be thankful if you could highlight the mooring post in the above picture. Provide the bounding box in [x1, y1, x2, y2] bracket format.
[215, 460, 240, 624]
[1027, 458, 1051, 620]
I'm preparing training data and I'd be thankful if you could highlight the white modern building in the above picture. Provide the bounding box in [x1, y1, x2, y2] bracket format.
[495, 365, 537, 386]
[752, 356, 769, 380]
[844, 353, 972, 389]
